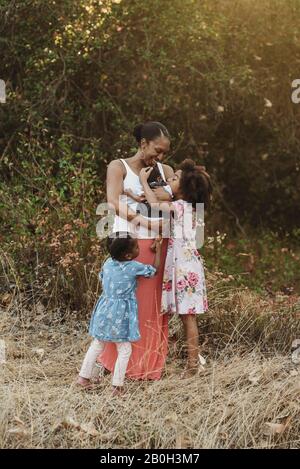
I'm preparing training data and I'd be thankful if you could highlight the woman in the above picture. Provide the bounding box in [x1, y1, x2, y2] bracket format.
[98, 121, 174, 380]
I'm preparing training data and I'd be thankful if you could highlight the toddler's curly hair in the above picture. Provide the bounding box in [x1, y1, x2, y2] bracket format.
[106, 232, 136, 261]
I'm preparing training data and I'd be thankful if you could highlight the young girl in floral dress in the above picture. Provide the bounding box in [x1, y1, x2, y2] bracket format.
[140, 159, 212, 377]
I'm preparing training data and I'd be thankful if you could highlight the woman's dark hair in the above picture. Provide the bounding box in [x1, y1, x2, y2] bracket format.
[178, 159, 212, 209]
[106, 232, 136, 261]
[133, 121, 170, 144]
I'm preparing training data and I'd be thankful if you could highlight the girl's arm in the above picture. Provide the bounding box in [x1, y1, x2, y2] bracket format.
[152, 238, 162, 271]
[152, 186, 173, 201]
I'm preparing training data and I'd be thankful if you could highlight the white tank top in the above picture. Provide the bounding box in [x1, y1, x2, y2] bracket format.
[112, 159, 166, 239]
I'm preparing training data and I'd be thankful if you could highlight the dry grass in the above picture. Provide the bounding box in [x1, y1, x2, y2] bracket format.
[0, 277, 300, 449]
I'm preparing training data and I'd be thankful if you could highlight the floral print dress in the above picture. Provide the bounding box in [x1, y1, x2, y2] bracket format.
[162, 199, 208, 315]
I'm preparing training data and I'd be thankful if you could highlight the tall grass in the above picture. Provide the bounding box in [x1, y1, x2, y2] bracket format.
[1, 270, 299, 448]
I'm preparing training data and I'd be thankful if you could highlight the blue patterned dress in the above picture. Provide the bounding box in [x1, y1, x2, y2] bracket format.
[89, 258, 156, 342]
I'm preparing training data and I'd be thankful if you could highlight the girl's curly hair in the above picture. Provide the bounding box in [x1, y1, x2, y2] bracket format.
[178, 159, 212, 208]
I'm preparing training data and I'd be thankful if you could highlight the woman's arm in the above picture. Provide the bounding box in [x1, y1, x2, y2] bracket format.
[106, 160, 138, 221]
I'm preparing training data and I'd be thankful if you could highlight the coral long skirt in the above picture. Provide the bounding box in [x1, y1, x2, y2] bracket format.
[97, 239, 169, 380]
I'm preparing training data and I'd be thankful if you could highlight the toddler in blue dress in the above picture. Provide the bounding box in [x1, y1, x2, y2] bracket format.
[77, 232, 162, 393]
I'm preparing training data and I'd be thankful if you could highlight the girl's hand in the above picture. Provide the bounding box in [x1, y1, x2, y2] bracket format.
[155, 236, 163, 252]
[152, 235, 162, 271]
[150, 235, 163, 252]
[153, 187, 173, 201]
[139, 167, 152, 184]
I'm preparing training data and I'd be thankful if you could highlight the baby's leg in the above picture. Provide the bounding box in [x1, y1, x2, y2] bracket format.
[111, 342, 132, 390]
[180, 315, 199, 372]
[78, 338, 105, 386]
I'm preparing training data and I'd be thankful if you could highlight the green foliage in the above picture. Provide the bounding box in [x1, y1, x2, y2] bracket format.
[1, 0, 300, 230]
[203, 230, 300, 294]
[1, 0, 300, 309]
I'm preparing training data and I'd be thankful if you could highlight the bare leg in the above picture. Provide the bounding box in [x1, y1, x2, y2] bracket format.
[180, 315, 199, 374]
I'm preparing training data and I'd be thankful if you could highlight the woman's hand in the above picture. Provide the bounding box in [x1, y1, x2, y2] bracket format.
[139, 167, 152, 184]
[124, 189, 146, 203]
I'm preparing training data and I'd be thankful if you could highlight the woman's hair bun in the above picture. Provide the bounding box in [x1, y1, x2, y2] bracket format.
[133, 124, 144, 143]
[132, 121, 170, 145]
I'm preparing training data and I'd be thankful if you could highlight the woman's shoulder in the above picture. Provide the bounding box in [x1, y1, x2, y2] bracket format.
[107, 159, 126, 175]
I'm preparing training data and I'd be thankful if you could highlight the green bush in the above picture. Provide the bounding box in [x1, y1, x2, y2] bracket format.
[1, 0, 300, 230]
[1, 0, 300, 308]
